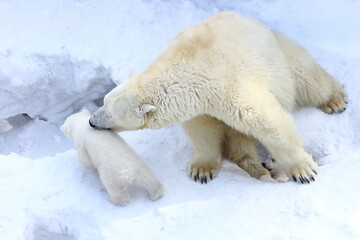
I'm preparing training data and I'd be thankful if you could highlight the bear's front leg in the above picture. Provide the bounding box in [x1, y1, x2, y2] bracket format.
[181, 115, 225, 184]
[76, 145, 93, 168]
[212, 81, 318, 184]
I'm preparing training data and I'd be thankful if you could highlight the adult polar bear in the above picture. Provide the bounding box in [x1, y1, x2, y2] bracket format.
[89, 12, 347, 184]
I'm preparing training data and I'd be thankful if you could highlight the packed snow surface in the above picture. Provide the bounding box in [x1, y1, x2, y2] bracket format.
[0, 0, 359, 239]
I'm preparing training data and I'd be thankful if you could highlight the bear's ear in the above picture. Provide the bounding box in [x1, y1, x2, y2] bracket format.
[139, 104, 157, 115]
[129, 69, 138, 78]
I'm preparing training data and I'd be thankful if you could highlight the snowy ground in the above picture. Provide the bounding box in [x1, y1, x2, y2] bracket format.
[1, 0, 360, 239]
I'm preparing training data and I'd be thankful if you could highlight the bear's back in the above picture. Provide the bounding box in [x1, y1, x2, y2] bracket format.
[145, 11, 298, 111]
[198, 12, 297, 110]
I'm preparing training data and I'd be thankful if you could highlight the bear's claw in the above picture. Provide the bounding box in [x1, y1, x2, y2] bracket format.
[189, 166, 219, 184]
[201, 175, 207, 184]
[321, 91, 348, 115]
[291, 171, 316, 184]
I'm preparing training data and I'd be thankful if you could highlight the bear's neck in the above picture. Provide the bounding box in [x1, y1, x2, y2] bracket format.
[137, 60, 219, 128]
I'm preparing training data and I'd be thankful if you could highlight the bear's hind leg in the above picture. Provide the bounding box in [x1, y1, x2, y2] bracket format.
[318, 75, 348, 114]
[181, 115, 225, 184]
[223, 128, 275, 182]
[295, 62, 348, 114]
[274, 30, 348, 114]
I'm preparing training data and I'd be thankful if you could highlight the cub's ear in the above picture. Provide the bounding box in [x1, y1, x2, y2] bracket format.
[60, 125, 71, 134]
[139, 104, 157, 115]
[81, 109, 90, 115]
[129, 69, 138, 78]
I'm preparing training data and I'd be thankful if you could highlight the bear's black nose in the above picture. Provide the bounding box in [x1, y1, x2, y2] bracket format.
[262, 162, 271, 171]
[89, 119, 96, 128]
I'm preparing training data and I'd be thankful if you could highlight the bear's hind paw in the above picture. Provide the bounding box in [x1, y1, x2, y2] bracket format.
[320, 93, 348, 115]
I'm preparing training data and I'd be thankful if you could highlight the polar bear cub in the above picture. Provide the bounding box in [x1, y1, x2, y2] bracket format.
[263, 154, 289, 183]
[61, 109, 164, 206]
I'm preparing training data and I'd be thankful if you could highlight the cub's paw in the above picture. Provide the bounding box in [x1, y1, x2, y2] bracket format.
[109, 193, 131, 206]
[187, 163, 220, 184]
[320, 90, 348, 115]
[259, 174, 278, 183]
[273, 173, 289, 183]
[149, 184, 165, 201]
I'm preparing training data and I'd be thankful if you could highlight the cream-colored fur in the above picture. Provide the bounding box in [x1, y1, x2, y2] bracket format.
[90, 12, 347, 184]
[61, 109, 164, 205]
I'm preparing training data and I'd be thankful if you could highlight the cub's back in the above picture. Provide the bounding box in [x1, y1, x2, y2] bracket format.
[83, 127, 143, 169]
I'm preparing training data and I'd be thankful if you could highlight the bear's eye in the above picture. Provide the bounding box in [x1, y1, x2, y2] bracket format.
[271, 158, 276, 162]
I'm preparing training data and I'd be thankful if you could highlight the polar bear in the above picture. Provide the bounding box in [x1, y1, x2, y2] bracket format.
[89, 12, 347, 184]
[61, 109, 164, 205]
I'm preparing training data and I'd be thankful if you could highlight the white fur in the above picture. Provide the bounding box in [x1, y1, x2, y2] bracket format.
[264, 155, 289, 183]
[90, 12, 347, 184]
[61, 109, 164, 206]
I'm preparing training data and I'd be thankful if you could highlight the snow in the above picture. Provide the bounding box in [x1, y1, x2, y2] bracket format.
[0, 0, 359, 239]
[0, 53, 115, 123]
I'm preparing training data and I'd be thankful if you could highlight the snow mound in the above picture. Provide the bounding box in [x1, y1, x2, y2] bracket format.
[0, 53, 116, 123]
[0, 119, 12, 132]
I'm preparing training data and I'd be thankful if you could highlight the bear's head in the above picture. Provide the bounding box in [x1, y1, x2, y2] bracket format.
[61, 109, 91, 140]
[89, 75, 157, 132]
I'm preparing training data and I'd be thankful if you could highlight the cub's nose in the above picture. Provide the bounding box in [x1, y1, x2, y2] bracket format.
[89, 119, 96, 128]
[262, 162, 271, 171]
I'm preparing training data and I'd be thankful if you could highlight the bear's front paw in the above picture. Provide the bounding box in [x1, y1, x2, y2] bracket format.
[187, 164, 220, 184]
[289, 161, 318, 184]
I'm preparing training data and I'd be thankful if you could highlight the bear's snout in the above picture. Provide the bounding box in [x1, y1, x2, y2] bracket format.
[89, 118, 103, 129]
[89, 116, 111, 130]
[89, 119, 96, 128]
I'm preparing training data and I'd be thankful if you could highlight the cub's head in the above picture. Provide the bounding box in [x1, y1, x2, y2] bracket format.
[263, 154, 289, 183]
[263, 156, 277, 174]
[61, 109, 91, 140]
[89, 73, 157, 132]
